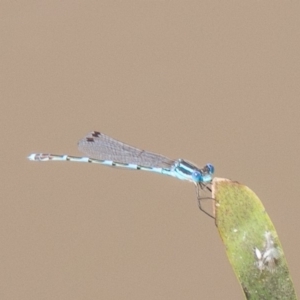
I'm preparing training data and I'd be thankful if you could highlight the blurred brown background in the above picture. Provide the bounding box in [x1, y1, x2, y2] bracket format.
[1, 1, 299, 299]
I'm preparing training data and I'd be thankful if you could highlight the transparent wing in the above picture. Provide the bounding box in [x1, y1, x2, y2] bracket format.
[78, 131, 174, 169]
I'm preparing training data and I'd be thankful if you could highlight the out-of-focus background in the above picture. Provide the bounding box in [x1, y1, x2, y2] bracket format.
[2, 2, 299, 299]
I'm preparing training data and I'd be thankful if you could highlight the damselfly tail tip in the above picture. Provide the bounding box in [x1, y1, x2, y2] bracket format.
[28, 153, 46, 161]
[28, 153, 37, 161]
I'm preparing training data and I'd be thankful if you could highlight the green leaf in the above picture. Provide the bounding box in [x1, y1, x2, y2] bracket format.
[212, 178, 297, 300]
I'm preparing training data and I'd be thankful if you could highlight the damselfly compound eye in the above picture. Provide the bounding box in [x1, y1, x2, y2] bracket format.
[205, 163, 214, 175]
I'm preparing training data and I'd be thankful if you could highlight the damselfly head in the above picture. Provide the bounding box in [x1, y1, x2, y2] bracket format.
[204, 163, 215, 175]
